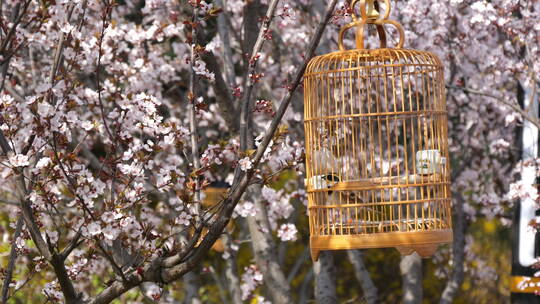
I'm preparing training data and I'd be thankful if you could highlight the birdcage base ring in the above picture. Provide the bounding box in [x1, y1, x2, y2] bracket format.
[309, 229, 452, 261]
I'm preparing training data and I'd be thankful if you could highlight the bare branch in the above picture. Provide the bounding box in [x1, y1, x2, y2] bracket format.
[0, 1, 30, 55]
[0, 1, 30, 93]
[48, 3, 75, 91]
[239, 0, 279, 151]
[188, 4, 202, 223]
[87, 273, 148, 304]
[201, 52, 238, 133]
[446, 84, 540, 129]
[246, 185, 292, 303]
[208, 266, 228, 304]
[0, 198, 18, 205]
[161, 224, 203, 267]
[4, 83, 25, 103]
[222, 233, 242, 303]
[60, 231, 83, 260]
[287, 247, 309, 283]
[95, 2, 115, 143]
[1, 216, 23, 304]
[215, 0, 235, 85]
[96, 241, 129, 283]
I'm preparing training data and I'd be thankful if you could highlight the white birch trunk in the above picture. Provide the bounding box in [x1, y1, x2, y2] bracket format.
[347, 250, 377, 304]
[182, 271, 201, 304]
[400, 252, 423, 304]
[246, 186, 293, 304]
[314, 251, 338, 304]
[222, 234, 242, 304]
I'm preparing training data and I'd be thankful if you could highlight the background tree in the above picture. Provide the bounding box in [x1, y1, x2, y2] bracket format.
[0, 0, 538, 303]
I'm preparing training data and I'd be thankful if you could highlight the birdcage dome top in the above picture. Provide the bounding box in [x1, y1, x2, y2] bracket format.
[305, 48, 444, 77]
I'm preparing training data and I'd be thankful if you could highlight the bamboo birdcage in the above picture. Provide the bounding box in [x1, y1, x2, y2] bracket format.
[303, 0, 452, 261]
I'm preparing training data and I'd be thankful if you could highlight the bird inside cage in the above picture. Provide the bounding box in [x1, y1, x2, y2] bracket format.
[309, 147, 392, 234]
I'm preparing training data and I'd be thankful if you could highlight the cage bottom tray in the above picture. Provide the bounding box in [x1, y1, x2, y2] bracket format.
[309, 228, 452, 261]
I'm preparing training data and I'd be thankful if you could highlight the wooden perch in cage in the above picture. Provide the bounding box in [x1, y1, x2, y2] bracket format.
[328, 173, 444, 191]
[322, 220, 444, 238]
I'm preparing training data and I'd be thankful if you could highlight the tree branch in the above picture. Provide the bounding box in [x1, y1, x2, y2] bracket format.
[215, 0, 236, 86]
[287, 247, 309, 283]
[189, 3, 202, 223]
[0, 1, 30, 93]
[88, 1, 339, 302]
[0, 3, 83, 297]
[222, 233, 242, 303]
[161, 0, 339, 283]
[246, 185, 292, 303]
[446, 84, 540, 129]
[239, 0, 279, 152]
[201, 52, 238, 133]
[48, 3, 75, 93]
[60, 231, 83, 260]
[1, 216, 23, 304]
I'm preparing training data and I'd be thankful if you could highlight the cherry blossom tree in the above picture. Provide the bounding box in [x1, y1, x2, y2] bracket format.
[0, 0, 538, 303]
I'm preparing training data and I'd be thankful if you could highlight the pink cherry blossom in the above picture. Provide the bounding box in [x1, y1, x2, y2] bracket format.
[8, 154, 29, 167]
[234, 201, 257, 218]
[240, 265, 264, 300]
[277, 223, 298, 242]
[178, 211, 192, 226]
[238, 157, 253, 171]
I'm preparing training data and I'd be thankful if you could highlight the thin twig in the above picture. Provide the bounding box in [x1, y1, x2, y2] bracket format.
[60, 231, 83, 261]
[4, 83, 25, 103]
[4, 269, 36, 302]
[48, 3, 75, 104]
[188, 4, 202, 225]
[0, 216, 23, 304]
[446, 84, 540, 129]
[95, 2, 115, 144]
[215, 0, 236, 85]
[239, 0, 280, 151]
[287, 247, 309, 283]
[208, 266, 229, 304]
[161, 217, 205, 267]
[0, 1, 30, 54]
[0, 2, 26, 93]
[0, 198, 18, 205]
[95, 241, 129, 283]
[200, 52, 238, 132]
